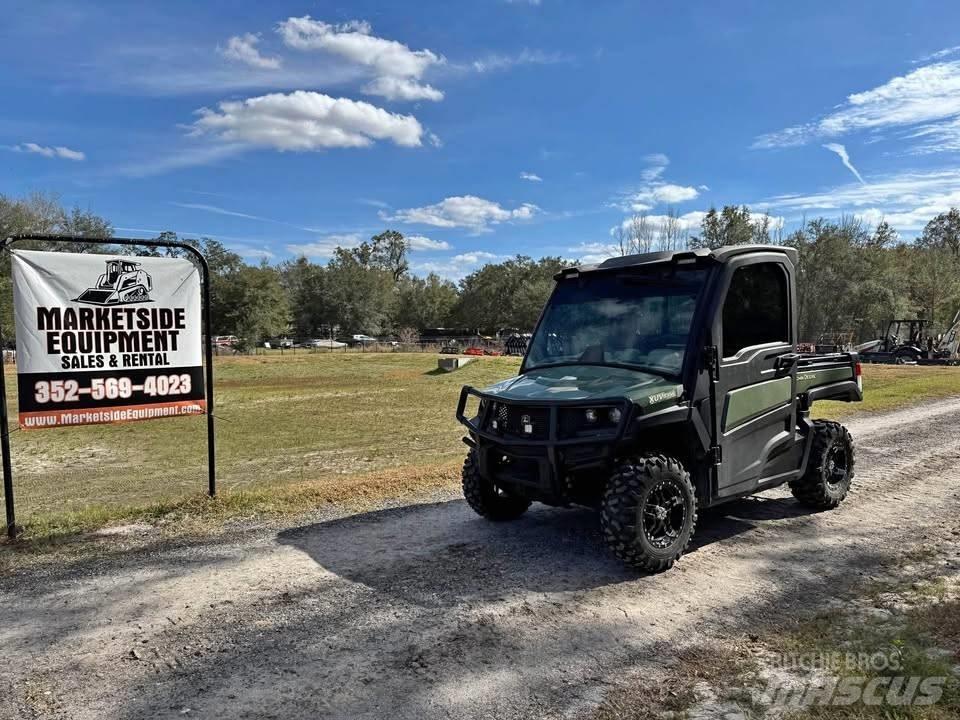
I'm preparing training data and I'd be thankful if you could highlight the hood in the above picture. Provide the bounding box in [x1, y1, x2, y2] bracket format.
[480, 364, 683, 410]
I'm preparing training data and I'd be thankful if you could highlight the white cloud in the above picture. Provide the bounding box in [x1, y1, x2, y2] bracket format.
[614, 211, 709, 235]
[520, 171, 542, 182]
[13, 142, 85, 161]
[363, 76, 443, 102]
[286, 233, 364, 259]
[412, 251, 499, 280]
[471, 49, 567, 73]
[630, 183, 700, 210]
[754, 60, 960, 150]
[406, 235, 450, 251]
[277, 16, 443, 102]
[822, 143, 866, 185]
[567, 241, 621, 264]
[615, 154, 700, 211]
[220, 33, 281, 70]
[383, 195, 539, 233]
[764, 169, 960, 231]
[191, 91, 424, 150]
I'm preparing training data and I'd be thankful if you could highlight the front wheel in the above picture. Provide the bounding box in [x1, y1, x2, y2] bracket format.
[601, 455, 698, 573]
[461, 449, 531, 521]
[790, 420, 855, 509]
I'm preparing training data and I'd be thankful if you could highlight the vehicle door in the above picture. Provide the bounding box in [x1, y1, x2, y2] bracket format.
[711, 255, 797, 497]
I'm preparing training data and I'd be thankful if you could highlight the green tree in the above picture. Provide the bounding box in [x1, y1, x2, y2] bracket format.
[918, 208, 960, 256]
[369, 229, 409, 281]
[453, 256, 566, 331]
[323, 247, 396, 334]
[690, 206, 755, 249]
[218, 264, 290, 348]
[393, 273, 458, 328]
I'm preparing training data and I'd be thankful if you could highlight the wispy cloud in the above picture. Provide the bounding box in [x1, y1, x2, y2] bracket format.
[762, 168, 960, 231]
[220, 33, 282, 70]
[519, 171, 542, 182]
[357, 198, 390, 209]
[823, 143, 866, 185]
[10, 142, 85, 161]
[753, 59, 960, 151]
[471, 48, 568, 73]
[913, 46, 960, 64]
[286, 233, 364, 260]
[116, 143, 246, 178]
[171, 201, 324, 233]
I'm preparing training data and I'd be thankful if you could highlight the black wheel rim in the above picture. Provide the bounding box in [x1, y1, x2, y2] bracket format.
[824, 442, 849, 486]
[641, 480, 686, 550]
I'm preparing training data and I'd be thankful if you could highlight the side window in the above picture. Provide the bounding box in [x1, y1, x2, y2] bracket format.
[722, 262, 789, 358]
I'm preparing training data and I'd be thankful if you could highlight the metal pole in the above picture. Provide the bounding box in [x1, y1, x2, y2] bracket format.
[1, 351, 15, 539]
[200, 263, 216, 497]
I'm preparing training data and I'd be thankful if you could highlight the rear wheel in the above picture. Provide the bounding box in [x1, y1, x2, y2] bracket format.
[601, 454, 697, 573]
[461, 449, 531, 521]
[790, 421, 855, 509]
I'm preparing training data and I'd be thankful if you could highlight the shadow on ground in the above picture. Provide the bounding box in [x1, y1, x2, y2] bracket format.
[276, 493, 820, 607]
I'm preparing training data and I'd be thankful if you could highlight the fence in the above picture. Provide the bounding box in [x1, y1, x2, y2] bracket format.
[215, 336, 530, 357]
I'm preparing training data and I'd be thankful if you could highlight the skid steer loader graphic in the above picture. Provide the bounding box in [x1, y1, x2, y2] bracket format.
[75, 259, 153, 305]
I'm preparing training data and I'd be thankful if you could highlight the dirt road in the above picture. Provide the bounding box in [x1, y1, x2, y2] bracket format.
[2, 399, 959, 719]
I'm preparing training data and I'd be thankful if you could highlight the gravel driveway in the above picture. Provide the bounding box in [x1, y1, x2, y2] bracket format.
[2, 399, 959, 719]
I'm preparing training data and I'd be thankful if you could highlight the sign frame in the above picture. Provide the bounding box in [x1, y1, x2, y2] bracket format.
[2, 234, 217, 539]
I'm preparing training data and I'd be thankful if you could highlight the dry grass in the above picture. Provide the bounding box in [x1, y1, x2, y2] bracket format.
[0, 356, 957, 542]
[590, 640, 757, 720]
[815, 364, 960, 420]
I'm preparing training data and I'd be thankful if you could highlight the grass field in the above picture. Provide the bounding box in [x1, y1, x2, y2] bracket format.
[1, 354, 958, 540]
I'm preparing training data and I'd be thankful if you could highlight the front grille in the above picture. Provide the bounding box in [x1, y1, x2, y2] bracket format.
[486, 402, 551, 440]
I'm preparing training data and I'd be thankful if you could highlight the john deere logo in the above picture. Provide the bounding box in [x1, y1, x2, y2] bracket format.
[75, 259, 153, 306]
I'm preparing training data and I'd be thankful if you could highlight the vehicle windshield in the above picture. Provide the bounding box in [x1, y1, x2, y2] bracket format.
[525, 267, 708, 376]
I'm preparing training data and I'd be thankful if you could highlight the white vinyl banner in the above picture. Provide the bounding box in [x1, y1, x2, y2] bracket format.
[10, 249, 206, 429]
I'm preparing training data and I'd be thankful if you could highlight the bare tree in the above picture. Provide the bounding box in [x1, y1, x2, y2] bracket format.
[614, 221, 632, 256]
[631, 212, 655, 253]
[657, 207, 689, 251]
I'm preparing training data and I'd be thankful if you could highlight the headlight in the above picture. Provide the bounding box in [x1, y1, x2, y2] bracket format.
[521, 414, 533, 434]
[584, 408, 598, 423]
[609, 407, 622, 423]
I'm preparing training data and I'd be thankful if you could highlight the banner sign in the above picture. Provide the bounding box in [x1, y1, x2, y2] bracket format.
[10, 250, 206, 429]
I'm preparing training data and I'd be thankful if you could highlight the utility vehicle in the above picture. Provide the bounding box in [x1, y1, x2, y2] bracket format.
[456, 245, 862, 572]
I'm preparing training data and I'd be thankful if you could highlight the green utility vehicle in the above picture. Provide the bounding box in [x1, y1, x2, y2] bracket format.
[456, 245, 862, 572]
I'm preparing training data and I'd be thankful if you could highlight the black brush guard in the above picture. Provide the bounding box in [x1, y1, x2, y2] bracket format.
[456, 386, 634, 503]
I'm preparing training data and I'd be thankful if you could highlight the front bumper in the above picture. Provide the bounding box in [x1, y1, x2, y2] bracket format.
[456, 386, 633, 503]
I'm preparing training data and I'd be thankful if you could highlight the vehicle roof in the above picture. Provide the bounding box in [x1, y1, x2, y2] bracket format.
[564, 244, 798, 276]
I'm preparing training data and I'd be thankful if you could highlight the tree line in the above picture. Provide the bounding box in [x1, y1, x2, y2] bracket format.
[2, 192, 960, 346]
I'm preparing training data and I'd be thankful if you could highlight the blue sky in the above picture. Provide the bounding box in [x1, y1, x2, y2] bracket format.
[4, 0, 960, 277]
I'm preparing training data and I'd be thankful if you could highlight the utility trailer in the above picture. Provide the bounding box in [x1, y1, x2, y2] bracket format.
[456, 244, 862, 572]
